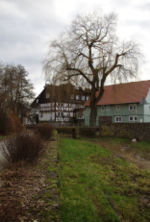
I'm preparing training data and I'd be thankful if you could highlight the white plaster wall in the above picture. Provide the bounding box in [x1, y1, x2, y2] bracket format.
[31, 108, 39, 114]
[39, 112, 55, 121]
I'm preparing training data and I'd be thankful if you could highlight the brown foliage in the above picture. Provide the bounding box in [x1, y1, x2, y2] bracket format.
[0, 110, 6, 135]
[0, 200, 24, 222]
[1, 131, 45, 164]
[7, 115, 23, 134]
[0, 110, 23, 135]
[0, 141, 60, 222]
[0, 166, 44, 222]
[35, 123, 53, 141]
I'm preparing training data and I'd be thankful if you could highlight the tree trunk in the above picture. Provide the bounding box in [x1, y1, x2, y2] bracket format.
[90, 104, 97, 126]
[90, 82, 97, 126]
[89, 75, 105, 126]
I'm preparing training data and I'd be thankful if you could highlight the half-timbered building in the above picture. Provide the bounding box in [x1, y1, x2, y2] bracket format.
[30, 83, 90, 123]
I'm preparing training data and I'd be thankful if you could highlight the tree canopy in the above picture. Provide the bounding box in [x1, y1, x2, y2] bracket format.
[0, 62, 35, 119]
[44, 10, 142, 124]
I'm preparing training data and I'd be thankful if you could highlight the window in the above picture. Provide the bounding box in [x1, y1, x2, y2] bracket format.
[86, 96, 89, 101]
[134, 116, 138, 121]
[76, 95, 79, 100]
[115, 116, 122, 122]
[40, 112, 43, 117]
[116, 105, 120, 111]
[129, 116, 133, 121]
[129, 104, 137, 110]
[70, 94, 74, 99]
[46, 93, 50, 98]
[81, 96, 85, 100]
[106, 105, 110, 111]
[36, 99, 39, 103]
[101, 106, 105, 112]
[129, 115, 138, 121]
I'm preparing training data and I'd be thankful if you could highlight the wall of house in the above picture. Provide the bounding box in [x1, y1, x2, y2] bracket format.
[143, 104, 150, 122]
[38, 102, 85, 122]
[39, 112, 55, 122]
[85, 103, 146, 126]
[85, 107, 90, 126]
[31, 108, 39, 115]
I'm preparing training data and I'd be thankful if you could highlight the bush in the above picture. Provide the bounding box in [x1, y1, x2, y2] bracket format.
[0, 110, 7, 135]
[1, 131, 45, 164]
[35, 123, 53, 141]
[0, 111, 23, 135]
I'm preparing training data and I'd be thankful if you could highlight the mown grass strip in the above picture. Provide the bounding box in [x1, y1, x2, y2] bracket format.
[59, 138, 150, 222]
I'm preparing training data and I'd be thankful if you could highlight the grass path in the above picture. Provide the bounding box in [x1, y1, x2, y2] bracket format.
[59, 138, 150, 222]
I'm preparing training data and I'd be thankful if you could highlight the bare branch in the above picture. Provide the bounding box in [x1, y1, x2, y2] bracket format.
[43, 10, 142, 124]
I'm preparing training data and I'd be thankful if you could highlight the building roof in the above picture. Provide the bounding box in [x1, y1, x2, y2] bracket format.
[31, 83, 90, 107]
[84, 80, 150, 106]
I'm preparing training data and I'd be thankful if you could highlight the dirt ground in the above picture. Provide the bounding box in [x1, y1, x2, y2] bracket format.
[0, 141, 60, 222]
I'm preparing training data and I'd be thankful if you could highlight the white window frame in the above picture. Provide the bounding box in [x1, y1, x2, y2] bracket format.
[81, 96, 85, 100]
[134, 115, 138, 121]
[115, 116, 122, 122]
[116, 105, 120, 111]
[46, 93, 50, 99]
[76, 95, 79, 100]
[106, 105, 110, 111]
[101, 106, 105, 112]
[129, 116, 133, 121]
[129, 104, 137, 111]
[129, 115, 138, 121]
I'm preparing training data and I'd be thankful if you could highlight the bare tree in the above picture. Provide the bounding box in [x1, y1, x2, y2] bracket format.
[0, 63, 35, 119]
[43, 10, 142, 124]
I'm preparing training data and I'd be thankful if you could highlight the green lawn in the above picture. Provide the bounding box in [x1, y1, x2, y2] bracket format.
[78, 136, 150, 161]
[59, 138, 150, 222]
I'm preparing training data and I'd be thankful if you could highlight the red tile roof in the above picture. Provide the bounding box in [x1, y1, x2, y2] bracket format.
[84, 80, 150, 106]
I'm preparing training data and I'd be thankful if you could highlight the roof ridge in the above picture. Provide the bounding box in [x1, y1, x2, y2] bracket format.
[104, 80, 150, 87]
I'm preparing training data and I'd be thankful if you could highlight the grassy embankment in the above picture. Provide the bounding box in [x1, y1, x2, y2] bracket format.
[79, 137, 150, 161]
[59, 138, 150, 222]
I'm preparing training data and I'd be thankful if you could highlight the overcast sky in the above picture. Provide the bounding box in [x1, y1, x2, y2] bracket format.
[0, 0, 150, 96]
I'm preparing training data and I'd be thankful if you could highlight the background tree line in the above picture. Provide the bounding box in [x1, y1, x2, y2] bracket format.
[0, 60, 35, 121]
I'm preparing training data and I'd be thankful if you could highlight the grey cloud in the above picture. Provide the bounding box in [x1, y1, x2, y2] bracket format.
[0, 0, 150, 94]
[134, 1, 150, 10]
[121, 19, 150, 32]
